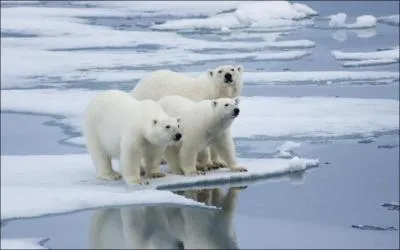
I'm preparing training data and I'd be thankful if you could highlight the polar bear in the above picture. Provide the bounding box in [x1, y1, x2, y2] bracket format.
[158, 95, 247, 176]
[83, 90, 182, 185]
[131, 65, 244, 102]
[132, 65, 244, 169]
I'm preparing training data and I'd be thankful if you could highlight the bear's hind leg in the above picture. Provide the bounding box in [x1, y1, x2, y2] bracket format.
[86, 138, 121, 180]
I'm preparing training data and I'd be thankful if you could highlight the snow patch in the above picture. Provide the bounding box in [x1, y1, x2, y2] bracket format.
[1, 154, 318, 221]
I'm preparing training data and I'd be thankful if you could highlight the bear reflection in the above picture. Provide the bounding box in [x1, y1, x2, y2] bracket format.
[89, 187, 243, 249]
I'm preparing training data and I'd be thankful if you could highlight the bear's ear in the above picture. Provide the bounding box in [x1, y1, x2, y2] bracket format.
[234, 97, 240, 105]
[236, 64, 243, 72]
[212, 100, 218, 107]
[153, 119, 158, 125]
[208, 70, 214, 78]
[176, 117, 181, 123]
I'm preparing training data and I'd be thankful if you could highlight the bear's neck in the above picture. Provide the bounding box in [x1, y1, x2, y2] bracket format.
[205, 114, 234, 139]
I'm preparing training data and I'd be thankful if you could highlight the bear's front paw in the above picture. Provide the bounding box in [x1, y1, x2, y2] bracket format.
[148, 172, 166, 179]
[97, 171, 122, 181]
[124, 176, 149, 186]
[210, 161, 226, 169]
[231, 166, 248, 172]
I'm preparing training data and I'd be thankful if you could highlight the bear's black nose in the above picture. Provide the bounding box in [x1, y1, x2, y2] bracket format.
[233, 108, 240, 116]
[224, 73, 232, 82]
[174, 133, 182, 141]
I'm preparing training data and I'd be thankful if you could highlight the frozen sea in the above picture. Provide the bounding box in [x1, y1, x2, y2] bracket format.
[1, 1, 399, 249]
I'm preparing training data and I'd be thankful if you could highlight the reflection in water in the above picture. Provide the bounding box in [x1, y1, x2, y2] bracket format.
[89, 187, 243, 249]
[332, 28, 377, 42]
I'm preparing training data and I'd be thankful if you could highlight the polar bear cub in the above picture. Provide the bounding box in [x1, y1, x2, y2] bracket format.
[131, 65, 244, 101]
[158, 95, 247, 176]
[83, 90, 182, 185]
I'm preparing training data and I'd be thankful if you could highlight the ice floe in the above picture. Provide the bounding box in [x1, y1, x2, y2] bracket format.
[152, 1, 317, 30]
[1, 89, 398, 141]
[1, 154, 318, 221]
[329, 13, 377, 29]
[275, 141, 302, 158]
[3, 67, 399, 89]
[1, 45, 313, 88]
[332, 47, 400, 67]
[72, 1, 242, 17]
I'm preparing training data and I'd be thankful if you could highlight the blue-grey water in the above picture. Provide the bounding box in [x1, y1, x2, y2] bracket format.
[1, 1, 399, 249]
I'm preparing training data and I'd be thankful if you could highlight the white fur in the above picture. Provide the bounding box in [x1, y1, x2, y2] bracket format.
[158, 95, 246, 176]
[131, 65, 244, 102]
[89, 188, 242, 249]
[83, 90, 182, 185]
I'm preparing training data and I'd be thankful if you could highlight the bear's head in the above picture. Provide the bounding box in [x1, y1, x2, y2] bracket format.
[211, 97, 240, 121]
[148, 116, 182, 146]
[207, 65, 244, 98]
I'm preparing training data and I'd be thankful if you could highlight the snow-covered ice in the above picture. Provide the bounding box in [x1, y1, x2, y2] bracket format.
[378, 15, 400, 26]
[152, 1, 317, 30]
[1, 5, 318, 88]
[1, 89, 398, 141]
[0, 238, 48, 250]
[1, 46, 312, 88]
[1, 154, 318, 221]
[329, 13, 377, 29]
[72, 1, 242, 17]
[3, 69, 399, 89]
[332, 47, 400, 67]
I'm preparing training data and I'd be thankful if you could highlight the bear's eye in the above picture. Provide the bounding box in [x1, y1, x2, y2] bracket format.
[218, 70, 223, 74]
[165, 125, 170, 129]
[224, 103, 229, 107]
[177, 125, 180, 128]
[231, 68, 234, 71]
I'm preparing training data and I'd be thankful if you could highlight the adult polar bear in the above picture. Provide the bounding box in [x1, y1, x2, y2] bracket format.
[131, 65, 244, 169]
[158, 95, 247, 176]
[83, 90, 182, 185]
